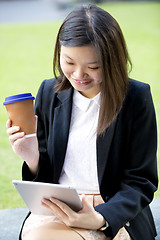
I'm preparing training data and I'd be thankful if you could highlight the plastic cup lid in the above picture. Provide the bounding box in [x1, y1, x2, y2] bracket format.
[3, 93, 35, 105]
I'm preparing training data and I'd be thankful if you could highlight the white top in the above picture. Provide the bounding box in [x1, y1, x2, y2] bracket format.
[59, 90, 101, 194]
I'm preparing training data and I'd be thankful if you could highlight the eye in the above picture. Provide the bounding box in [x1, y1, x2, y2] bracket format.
[66, 61, 74, 65]
[88, 66, 100, 70]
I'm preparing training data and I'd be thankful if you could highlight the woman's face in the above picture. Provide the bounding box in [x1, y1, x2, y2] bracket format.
[60, 44, 102, 98]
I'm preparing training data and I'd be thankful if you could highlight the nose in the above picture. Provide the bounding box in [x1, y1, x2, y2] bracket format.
[72, 67, 88, 80]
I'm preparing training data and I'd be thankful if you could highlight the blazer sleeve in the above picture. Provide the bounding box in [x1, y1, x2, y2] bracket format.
[95, 82, 158, 237]
[22, 79, 55, 182]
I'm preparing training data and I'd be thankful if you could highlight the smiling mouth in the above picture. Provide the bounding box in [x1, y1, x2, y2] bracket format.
[73, 79, 91, 86]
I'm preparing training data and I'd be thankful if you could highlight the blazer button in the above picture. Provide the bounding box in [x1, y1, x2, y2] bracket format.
[126, 222, 130, 227]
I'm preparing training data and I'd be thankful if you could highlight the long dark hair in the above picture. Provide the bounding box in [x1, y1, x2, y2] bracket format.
[53, 5, 132, 135]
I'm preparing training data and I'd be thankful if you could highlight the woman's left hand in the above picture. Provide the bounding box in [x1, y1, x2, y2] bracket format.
[41, 195, 105, 230]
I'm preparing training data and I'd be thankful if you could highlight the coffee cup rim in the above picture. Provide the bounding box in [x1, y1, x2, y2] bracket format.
[3, 93, 35, 105]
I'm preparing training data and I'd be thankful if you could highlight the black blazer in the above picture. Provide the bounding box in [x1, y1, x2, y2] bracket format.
[22, 78, 158, 239]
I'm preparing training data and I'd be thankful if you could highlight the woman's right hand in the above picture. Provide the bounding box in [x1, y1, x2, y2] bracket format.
[6, 116, 39, 175]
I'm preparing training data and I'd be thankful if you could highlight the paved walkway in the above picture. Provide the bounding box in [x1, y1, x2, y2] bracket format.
[0, 198, 160, 240]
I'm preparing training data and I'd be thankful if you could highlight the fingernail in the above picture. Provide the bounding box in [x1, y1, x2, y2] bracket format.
[50, 197, 55, 201]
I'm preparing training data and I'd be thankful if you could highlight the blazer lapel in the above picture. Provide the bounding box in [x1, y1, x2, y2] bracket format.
[97, 118, 117, 186]
[51, 88, 73, 183]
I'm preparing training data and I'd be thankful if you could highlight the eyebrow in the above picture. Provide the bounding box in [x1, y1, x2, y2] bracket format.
[63, 53, 99, 64]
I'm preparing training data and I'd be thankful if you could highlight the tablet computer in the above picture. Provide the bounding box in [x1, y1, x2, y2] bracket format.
[12, 180, 82, 216]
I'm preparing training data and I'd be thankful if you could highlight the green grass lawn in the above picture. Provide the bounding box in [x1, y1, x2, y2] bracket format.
[0, 1, 160, 209]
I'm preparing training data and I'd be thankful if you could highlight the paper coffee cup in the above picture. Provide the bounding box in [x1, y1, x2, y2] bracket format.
[3, 93, 36, 137]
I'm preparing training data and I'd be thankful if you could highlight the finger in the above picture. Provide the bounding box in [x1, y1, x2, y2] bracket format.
[48, 198, 79, 227]
[35, 115, 38, 131]
[41, 200, 54, 210]
[80, 195, 94, 211]
[42, 198, 68, 221]
[79, 194, 85, 201]
[42, 198, 65, 213]
[9, 131, 25, 144]
[6, 119, 12, 128]
[7, 126, 20, 136]
[49, 197, 74, 215]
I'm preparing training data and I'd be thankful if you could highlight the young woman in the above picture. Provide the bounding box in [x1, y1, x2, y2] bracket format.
[6, 5, 158, 240]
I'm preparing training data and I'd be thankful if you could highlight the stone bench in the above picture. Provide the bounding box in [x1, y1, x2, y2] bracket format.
[0, 198, 160, 240]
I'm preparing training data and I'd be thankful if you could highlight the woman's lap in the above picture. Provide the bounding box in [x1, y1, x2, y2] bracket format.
[22, 221, 83, 240]
[21, 194, 131, 240]
[22, 214, 108, 240]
